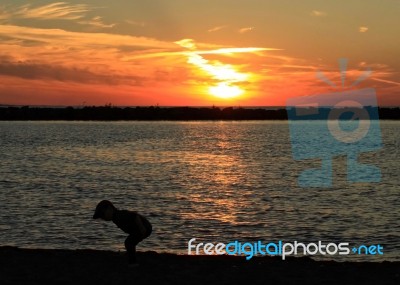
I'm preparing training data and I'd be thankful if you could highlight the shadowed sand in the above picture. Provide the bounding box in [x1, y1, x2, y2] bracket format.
[0, 247, 399, 285]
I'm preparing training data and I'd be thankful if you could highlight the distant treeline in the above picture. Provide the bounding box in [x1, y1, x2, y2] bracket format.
[0, 106, 399, 120]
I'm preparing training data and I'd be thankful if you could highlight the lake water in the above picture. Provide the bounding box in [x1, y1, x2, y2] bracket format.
[0, 121, 399, 261]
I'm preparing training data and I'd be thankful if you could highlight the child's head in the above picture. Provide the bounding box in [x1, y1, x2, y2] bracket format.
[93, 200, 116, 221]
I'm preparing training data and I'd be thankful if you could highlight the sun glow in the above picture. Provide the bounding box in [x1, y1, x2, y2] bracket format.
[209, 83, 244, 99]
[176, 39, 267, 100]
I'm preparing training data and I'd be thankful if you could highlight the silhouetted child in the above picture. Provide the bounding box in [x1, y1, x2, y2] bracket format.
[93, 200, 152, 265]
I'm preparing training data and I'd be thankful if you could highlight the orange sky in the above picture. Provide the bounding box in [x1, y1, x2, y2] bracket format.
[0, 1, 399, 106]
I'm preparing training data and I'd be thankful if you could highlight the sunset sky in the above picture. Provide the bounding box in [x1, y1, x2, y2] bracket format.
[0, 0, 399, 106]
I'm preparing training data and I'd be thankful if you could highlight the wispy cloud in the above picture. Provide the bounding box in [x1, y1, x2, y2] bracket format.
[311, 10, 327, 17]
[78, 16, 115, 28]
[125, 20, 146, 27]
[208, 25, 227, 33]
[371, 77, 400, 86]
[0, 24, 175, 49]
[0, 2, 115, 28]
[0, 7, 11, 21]
[0, 60, 141, 85]
[238, 27, 254, 34]
[0, 23, 181, 88]
[14, 2, 90, 20]
[359, 26, 369, 33]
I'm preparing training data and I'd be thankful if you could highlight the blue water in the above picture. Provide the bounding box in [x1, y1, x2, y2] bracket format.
[0, 121, 399, 261]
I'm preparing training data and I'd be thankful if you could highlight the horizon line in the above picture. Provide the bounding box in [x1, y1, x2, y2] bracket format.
[1, 104, 400, 109]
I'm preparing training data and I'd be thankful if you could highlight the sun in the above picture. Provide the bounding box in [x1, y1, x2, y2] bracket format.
[209, 83, 244, 99]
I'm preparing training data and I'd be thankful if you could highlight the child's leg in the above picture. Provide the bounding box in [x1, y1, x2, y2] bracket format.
[124, 235, 142, 264]
[142, 217, 152, 239]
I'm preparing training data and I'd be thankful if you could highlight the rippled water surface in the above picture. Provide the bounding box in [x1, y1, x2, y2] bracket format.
[0, 121, 399, 261]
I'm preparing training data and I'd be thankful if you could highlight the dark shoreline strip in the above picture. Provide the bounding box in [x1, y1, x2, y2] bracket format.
[0, 247, 399, 285]
[0, 106, 399, 121]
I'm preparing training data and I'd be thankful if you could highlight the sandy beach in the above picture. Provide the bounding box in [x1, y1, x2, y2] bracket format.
[1, 246, 398, 285]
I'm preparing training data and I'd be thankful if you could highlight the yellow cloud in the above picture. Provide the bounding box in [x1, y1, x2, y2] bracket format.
[311, 10, 327, 17]
[359, 26, 369, 33]
[238, 27, 254, 34]
[208, 25, 227, 33]
[175, 39, 269, 99]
